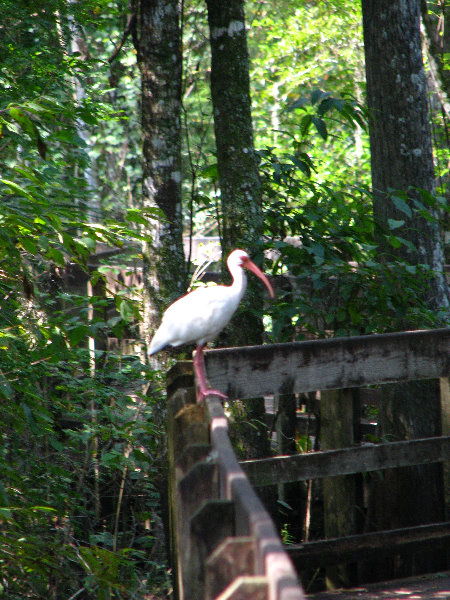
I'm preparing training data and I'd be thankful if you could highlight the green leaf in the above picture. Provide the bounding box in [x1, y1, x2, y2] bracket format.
[9, 107, 36, 137]
[67, 325, 89, 346]
[0, 508, 13, 520]
[119, 299, 135, 322]
[387, 219, 405, 230]
[311, 89, 330, 105]
[0, 481, 9, 505]
[49, 437, 65, 451]
[21, 238, 39, 254]
[300, 113, 312, 137]
[13, 165, 41, 183]
[200, 163, 218, 180]
[387, 235, 402, 249]
[30, 506, 58, 513]
[286, 96, 308, 112]
[0, 370, 13, 400]
[312, 116, 327, 140]
[126, 209, 149, 225]
[0, 179, 33, 200]
[391, 195, 412, 218]
[47, 247, 66, 266]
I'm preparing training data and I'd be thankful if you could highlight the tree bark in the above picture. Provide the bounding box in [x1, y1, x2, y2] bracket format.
[361, 0, 447, 579]
[362, 0, 448, 313]
[205, 0, 273, 496]
[132, 0, 186, 342]
[420, 0, 450, 263]
[205, 0, 265, 349]
[421, 0, 450, 101]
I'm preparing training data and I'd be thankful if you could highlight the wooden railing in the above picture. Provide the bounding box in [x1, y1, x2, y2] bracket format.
[167, 328, 450, 599]
[167, 363, 305, 600]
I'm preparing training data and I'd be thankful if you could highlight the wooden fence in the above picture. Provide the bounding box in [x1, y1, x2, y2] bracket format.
[167, 328, 450, 599]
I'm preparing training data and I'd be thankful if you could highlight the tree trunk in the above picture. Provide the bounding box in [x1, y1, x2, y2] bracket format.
[362, 0, 448, 312]
[421, 0, 450, 101]
[205, 0, 273, 500]
[361, 0, 448, 579]
[132, 2, 185, 580]
[321, 389, 360, 589]
[132, 0, 186, 344]
[420, 0, 450, 264]
[205, 0, 265, 349]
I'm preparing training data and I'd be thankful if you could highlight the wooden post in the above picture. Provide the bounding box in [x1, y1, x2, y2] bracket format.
[440, 377, 450, 520]
[178, 462, 219, 598]
[321, 388, 359, 589]
[205, 537, 256, 599]
[167, 362, 196, 600]
[276, 390, 307, 542]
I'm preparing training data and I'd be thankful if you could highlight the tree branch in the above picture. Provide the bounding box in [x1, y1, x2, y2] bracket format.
[108, 13, 136, 64]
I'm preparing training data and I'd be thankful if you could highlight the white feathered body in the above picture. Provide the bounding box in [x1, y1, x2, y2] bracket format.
[148, 272, 247, 355]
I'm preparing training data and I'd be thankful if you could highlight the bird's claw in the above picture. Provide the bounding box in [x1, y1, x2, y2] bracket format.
[197, 388, 228, 402]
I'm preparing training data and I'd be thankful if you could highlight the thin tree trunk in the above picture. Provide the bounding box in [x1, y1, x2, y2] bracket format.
[420, 0, 450, 264]
[205, 0, 273, 497]
[205, 0, 265, 349]
[132, 0, 186, 343]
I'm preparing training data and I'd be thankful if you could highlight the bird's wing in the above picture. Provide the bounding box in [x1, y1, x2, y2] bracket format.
[149, 285, 239, 353]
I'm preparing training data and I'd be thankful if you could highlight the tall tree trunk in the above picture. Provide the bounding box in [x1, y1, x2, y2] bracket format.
[361, 0, 447, 580]
[132, 1, 185, 577]
[362, 0, 448, 312]
[205, 0, 265, 348]
[421, 0, 450, 263]
[132, 0, 186, 344]
[205, 1, 273, 495]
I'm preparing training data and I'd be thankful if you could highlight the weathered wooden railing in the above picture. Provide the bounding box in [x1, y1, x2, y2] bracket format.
[167, 364, 305, 600]
[168, 328, 450, 599]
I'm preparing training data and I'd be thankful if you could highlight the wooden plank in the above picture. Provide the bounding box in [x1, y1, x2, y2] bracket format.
[216, 576, 268, 600]
[203, 328, 450, 399]
[241, 436, 450, 487]
[288, 522, 450, 570]
[166, 360, 195, 400]
[321, 389, 359, 588]
[205, 537, 256, 600]
[167, 364, 198, 600]
[177, 462, 218, 600]
[191, 500, 235, 556]
[441, 377, 450, 519]
[308, 571, 450, 600]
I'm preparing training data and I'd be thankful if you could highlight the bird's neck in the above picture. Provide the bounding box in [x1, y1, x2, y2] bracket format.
[230, 266, 247, 301]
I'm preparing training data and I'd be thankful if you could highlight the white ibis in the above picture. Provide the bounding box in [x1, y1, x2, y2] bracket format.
[148, 249, 274, 401]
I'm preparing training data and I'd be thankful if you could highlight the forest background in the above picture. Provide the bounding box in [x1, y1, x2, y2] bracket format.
[0, 0, 448, 598]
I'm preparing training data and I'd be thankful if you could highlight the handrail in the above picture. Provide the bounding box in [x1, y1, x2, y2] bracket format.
[205, 394, 304, 599]
[203, 328, 450, 399]
[167, 363, 305, 600]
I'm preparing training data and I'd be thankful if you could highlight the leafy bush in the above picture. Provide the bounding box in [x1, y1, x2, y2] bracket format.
[259, 144, 445, 340]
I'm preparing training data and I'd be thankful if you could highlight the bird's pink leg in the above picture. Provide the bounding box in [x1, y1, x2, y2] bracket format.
[193, 345, 228, 402]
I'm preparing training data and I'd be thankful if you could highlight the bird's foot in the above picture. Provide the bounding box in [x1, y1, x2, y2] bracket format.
[197, 388, 228, 403]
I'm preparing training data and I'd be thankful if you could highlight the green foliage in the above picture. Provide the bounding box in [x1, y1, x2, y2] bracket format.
[247, 0, 369, 184]
[181, 0, 371, 239]
[260, 143, 446, 339]
[0, 2, 169, 598]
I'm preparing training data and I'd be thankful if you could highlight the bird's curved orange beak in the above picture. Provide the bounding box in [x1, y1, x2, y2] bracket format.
[242, 257, 275, 298]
